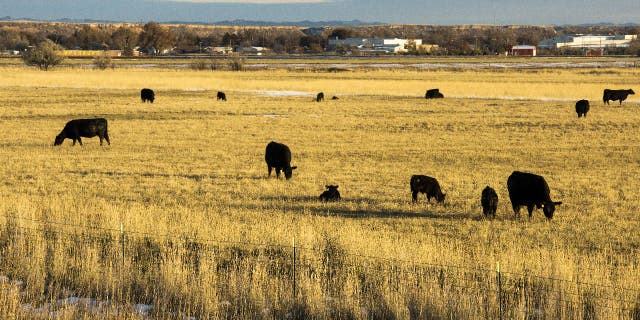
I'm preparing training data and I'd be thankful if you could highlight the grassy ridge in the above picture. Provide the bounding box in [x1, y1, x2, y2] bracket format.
[0, 66, 639, 318]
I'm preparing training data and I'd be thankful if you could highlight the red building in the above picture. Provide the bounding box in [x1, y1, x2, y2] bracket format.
[510, 45, 537, 56]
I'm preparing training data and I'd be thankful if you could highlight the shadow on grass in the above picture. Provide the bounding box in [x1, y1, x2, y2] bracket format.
[254, 195, 482, 220]
[65, 169, 265, 182]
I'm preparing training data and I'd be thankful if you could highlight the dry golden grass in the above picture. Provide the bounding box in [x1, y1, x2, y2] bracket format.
[0, 64, 639, 318]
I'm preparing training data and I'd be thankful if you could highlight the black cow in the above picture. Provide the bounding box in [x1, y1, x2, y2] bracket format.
[265, 141, 297, 180]
[141, 88, 155, 103]
[425, 88, 444, 99]
[481, 186, 498, 218]
[331, 96, 339, 100]
[603, 89, 634, 105]
[316, 92, 324, 102]
[410, 175, 446, 203]
[507, 171, 562, 219]
[217, 91, 227, 101]
[319, 185, 341, 201]
[54, 118, 110, 146]
[575, 99, 590, 118]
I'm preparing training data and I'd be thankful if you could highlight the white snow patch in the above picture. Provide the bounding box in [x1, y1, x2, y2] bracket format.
[135, 303, 154, 315]
[183, 88, 208, 92]
[254, 90, 313, 97]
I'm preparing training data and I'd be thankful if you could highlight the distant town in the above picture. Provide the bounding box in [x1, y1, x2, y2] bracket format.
[0, 20, 638, 57]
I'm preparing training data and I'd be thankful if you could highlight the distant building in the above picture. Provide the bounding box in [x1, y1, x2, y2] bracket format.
[585, 48, 604, 57]
[538, 34, 637, 49]
[234, 46, 268, 55]
[510, 45, 536, 56]
[61, 50, 138, 57]
[327, 38, 423, 54]
[206, 46, 233, 54]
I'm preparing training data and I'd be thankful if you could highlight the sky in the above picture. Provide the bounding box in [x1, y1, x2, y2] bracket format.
[1, 0, 639, 25]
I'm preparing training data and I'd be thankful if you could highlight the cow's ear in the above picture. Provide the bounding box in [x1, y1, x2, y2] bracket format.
[291, 166, 297, 170]
[554, 201, 563, 206]
[325, 185, 329, 188]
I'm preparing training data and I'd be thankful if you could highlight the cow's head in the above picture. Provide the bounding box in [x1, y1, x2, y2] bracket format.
[542, 201, 562, 219]
[436, 193, 446, 203]
[284, 166, 297, 180]
[53, 133, 65, 146]
[629, 89, 635, 95]
[326, 185, 339, 190]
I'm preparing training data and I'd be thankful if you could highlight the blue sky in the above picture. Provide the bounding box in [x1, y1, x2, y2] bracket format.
[1, 0, 639, 25]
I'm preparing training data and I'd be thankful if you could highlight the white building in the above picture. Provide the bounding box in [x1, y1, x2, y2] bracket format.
[538, 34, 637, 49]
[327, 38, 423, 54]
[235, 46, 267, 55]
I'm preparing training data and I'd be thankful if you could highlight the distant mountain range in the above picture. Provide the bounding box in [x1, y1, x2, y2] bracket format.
[0, 16, 385, 27]
[2, 16, 638, 27]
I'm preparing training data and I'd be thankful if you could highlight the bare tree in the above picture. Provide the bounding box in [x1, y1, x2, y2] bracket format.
[138, 21, 175, 55]
[22, 39, 65, 70]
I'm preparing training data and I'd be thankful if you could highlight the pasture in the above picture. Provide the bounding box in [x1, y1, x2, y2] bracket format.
[0, 63, 640, 318]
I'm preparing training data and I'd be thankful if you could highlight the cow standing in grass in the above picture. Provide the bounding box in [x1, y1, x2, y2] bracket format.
[141, 88, 155, 103]
[410, 175, 446, 203]
[507, 171, 562, 219]
[217, 91, 227, 101]
[481, 186, 498, 218]
[265, 141, 297, 180]
[575, 99, 590, 118]
[316, 92, 324, 102]
[603, 89, 634, 105]
[54, 118, 110, 146]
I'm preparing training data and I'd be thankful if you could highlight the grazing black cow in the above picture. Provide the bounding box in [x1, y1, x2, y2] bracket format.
[575, 99, 590, 118]
[319, 185, 341, 201]
[481, 186, 498, 218]
[265, 141, 297, 180]
[507, 171, 562, 219]
[54, 118, 110, 146]
[603, 89, 634, 105]
[425, 88, 444, 99]
[331, 96, 339, 100]
[410, 175, 446, 203]
[141, 88, 155, 103]
[217, 91, 227, 101]
[316, 92, 324, 102]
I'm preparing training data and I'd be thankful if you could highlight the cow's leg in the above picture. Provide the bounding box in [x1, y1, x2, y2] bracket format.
[275, 168, 281, 178]
[104, 132, 111, 145]
[99, 136, 104, 146]
[527, 205, 534, 217]
[267, 166, 273, 177]
[412, 191, 418, 202]
[72, 138, 76, 146]
[77, 137, 83, 146]
[512, 205, 520, 217]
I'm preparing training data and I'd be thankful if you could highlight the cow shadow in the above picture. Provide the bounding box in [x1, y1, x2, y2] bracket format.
[256, 195, 477, 220]
[65, 170, 264, 182]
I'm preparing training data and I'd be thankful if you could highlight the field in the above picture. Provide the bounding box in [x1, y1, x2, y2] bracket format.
[1, 61, 640, 318]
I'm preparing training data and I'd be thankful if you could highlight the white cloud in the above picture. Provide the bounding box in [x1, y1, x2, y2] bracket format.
[159, 0, 330, 3]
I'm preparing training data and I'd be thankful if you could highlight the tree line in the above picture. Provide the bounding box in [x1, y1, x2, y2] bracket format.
[1, 21, 639, 56]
